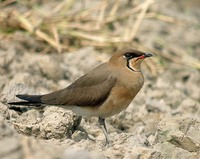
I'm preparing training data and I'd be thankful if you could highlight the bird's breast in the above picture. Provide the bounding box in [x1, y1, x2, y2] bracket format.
[96, 71, 145, 117]
[95, 83, 140, 117]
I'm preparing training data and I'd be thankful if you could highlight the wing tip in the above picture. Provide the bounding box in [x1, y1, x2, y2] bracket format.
[16, 94, 26, 99]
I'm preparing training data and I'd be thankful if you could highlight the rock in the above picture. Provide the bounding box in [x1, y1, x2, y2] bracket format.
[123, 147, 160, 159]
[13, 109, 42, 137]
[0, 115, 14, 139]
[38, 107, 79, 139]
[62, 148, 105, 159]
[155, 77, 171, 89]
[153, 142, 199, 159]
[165, 89, 185, 109]
[71, 130, 88, 142]
[0, 115, 22, 159]
[0, 102, 19, 119]
[0, 45, 16, 73]
[0, 76, 8, 94]
[62, 47, 109, 81]
[1, 81, 37, 104]
[175, 98, 200, 116]
[37, 55, 65, 81]
[156, 117, 200, 152]
[14, 107, 81, 139]
[0, 137, 21, 159]
[146, 97, 171, 113]
[0, 114, 71, 159]
[185, 71, 200, 101]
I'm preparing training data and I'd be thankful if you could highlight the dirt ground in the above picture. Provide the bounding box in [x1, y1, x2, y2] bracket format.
[0, 0, 200, 159]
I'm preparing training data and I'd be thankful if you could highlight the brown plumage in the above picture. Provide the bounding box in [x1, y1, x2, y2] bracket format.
[8, 49, 153, 145]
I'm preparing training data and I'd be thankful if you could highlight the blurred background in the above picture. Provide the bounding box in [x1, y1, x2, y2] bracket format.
[1, 0, 200, 72]
[0, 0, 200, 159]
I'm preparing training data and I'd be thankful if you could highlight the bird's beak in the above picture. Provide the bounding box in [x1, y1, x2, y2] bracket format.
[137, 53, 153, 60]
[144, 53, 153, 58]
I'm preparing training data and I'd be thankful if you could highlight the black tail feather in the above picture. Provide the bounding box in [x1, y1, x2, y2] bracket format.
[8, 94, 42, 106]
[16, 94, 42, 103]
[8, 101, 42, 106]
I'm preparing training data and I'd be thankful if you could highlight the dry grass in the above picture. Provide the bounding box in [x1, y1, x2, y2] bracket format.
[0, 0, 199, 74]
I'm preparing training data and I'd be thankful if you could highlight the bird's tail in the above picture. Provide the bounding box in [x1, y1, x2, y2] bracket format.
[8, 94, 43, 106]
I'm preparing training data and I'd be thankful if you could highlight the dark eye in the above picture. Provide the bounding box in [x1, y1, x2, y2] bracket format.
[123, 53, 134, 59]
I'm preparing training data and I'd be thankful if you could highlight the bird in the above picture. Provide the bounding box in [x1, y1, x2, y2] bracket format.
[8, 49, 153, 145]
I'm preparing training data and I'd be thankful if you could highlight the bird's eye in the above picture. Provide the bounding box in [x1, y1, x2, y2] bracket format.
[123, 53, 134, 59]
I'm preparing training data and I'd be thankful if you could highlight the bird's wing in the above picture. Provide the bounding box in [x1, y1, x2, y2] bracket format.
[40, 63, 117, 106]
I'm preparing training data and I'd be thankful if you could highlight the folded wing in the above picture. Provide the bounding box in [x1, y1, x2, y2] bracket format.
[9, 63, 117, 107]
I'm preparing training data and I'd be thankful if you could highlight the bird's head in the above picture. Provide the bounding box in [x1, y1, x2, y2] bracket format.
[109, 49, 153, 72]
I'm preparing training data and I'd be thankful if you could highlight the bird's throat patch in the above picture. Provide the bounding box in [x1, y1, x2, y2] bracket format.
[126, 60, 139, 72]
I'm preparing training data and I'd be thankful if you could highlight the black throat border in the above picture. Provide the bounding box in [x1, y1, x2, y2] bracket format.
[126, 59, 141, 72]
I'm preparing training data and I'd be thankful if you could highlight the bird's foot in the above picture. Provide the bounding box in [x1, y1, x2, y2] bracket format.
[76, 126, 96, 142]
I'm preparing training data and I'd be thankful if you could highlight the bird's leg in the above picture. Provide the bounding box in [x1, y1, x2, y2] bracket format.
[71, 115, 82, 131]
[98, 117, 110, 145]
[75, 116, 82, 128]
[75, 116, 96, 141]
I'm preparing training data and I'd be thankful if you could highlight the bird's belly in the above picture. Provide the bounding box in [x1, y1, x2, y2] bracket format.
[66, 99, 131, 118]
[66, 105, 98, 117]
